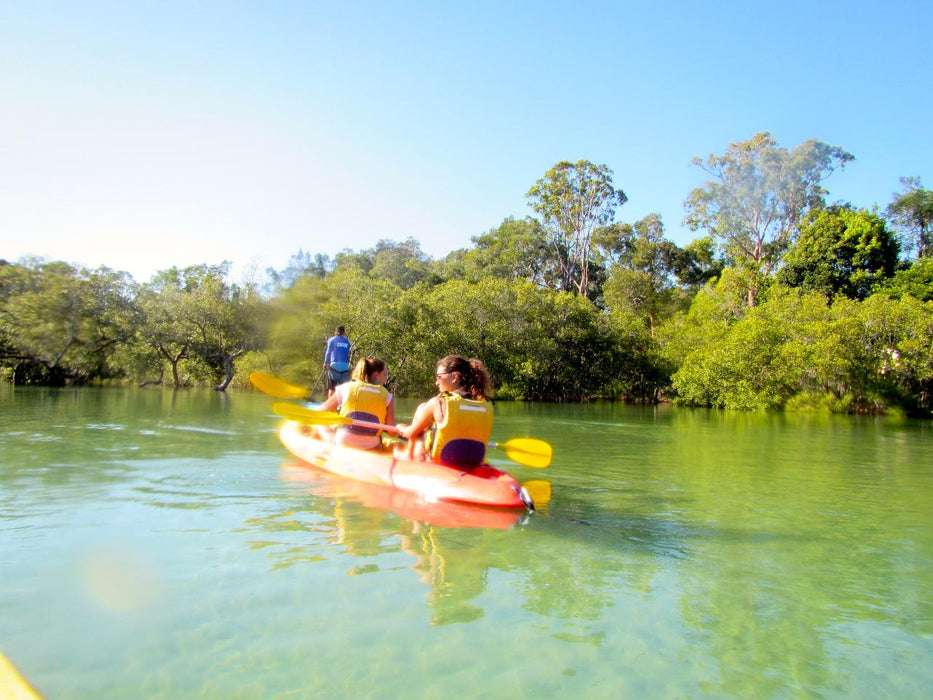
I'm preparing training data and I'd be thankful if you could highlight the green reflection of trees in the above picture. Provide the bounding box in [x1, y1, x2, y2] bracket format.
[665, 409, 933, 695]
[8, 386, 930, 694]
[399, 525, 491, 626]
[0, 386, 279, 518]
[492, 402, 932, 690]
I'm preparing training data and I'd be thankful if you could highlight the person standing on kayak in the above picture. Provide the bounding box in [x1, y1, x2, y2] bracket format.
[323, 325, 352, 397]
[316, 356, 395, 450]
[396, 355, 493, 468]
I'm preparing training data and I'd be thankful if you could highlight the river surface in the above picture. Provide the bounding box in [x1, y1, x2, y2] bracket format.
[1, 386, 931, 698]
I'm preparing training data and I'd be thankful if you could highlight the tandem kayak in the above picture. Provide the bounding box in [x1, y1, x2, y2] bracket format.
[278, 421, 533, 511]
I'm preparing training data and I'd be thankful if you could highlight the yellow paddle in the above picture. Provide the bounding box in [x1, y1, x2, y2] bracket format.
[272, 401, 397, 431]
[521, 479, 551, 506]
[1, 651, 41, 700]
[250, 372, 311, 400]
[488, 438, 552, 468]
[271, 402, 552, 468]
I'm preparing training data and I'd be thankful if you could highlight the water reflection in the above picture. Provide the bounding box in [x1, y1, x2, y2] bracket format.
[531, 402, 933, 695]
[3, 387, 931, 696]
[0, 386, 275, 498]
[245, 462, 528, 625]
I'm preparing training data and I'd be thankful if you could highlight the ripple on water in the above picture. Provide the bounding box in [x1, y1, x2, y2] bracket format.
[161, 424, 238, 436]
[25, 433, 63, 443]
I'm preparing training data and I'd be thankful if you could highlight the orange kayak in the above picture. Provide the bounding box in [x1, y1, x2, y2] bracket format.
[278, 421, 532, 510]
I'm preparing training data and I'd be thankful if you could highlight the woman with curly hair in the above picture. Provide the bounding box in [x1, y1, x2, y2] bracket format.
[397, 355, 493, 468]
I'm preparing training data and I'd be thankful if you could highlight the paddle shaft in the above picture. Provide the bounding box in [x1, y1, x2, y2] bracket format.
[272, 402, 551, 467]
[320, 416, 547, 458]
[308, 367, 327, 397]
[327, 421, 550, 467]
[340, 416, 401, 434]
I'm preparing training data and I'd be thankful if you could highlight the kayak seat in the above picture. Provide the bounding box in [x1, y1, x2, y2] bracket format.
[344, 411, 380, 436]
[438, 439, 486, 469]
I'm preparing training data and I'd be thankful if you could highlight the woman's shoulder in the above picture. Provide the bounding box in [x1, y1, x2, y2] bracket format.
[414, 394, 441, 414]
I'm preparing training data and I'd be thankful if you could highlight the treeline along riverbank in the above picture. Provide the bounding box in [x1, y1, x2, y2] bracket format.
[2, 134, 931, 415]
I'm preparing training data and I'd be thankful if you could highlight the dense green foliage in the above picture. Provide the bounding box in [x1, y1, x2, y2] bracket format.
[776, 208, 900, 300]
[670, 288, 932, 413]
[2, 136, 931, 415]
[0, 259, 138, 385]
[0, 258, 263, 389]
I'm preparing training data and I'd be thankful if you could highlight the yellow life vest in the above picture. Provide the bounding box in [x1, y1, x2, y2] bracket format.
[339, 380, 389, 436]
[425, 392, 493, 468]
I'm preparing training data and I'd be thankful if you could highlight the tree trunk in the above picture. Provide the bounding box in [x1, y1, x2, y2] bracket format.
[157, 344, 188, 388]
[214, 354, 234, 392]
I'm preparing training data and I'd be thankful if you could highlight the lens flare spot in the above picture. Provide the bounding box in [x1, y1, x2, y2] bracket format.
[79, 546, 160, 613]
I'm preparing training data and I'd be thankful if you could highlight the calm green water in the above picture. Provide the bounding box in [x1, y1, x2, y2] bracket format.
[1, 386, 931, 698]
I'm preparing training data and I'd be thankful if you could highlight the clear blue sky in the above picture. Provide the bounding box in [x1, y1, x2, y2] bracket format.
[2, 0, 930, 283]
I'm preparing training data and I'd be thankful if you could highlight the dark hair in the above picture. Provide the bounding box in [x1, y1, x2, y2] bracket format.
[352, 356, 386, 383]
[437, 355, 491, 400]
[336, 325, 345, 334]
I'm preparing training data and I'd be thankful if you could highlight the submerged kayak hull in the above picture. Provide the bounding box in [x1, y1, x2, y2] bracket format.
[282, 462, 526, 529]
[278, 421, 527, 509]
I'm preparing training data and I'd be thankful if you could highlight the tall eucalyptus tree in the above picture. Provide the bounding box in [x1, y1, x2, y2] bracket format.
[684, 132, 853, 306]
[527, 160, 627, 299]
[886, 176, 933, 259]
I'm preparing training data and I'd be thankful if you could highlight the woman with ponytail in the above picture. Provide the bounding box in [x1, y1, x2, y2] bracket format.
[316, 356, 395, 450]
[396, 355, 494, 468]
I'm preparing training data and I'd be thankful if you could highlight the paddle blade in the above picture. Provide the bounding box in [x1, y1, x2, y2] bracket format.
[0, 652, 41, 700]
[272, 402, 350, 426]
[250, 372, 310, 400]
[492, 438, 552, 468]
[522, 479, 551, 506]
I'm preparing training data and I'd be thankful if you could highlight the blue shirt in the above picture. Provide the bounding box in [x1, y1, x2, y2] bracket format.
[324, 334, 351, 372]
